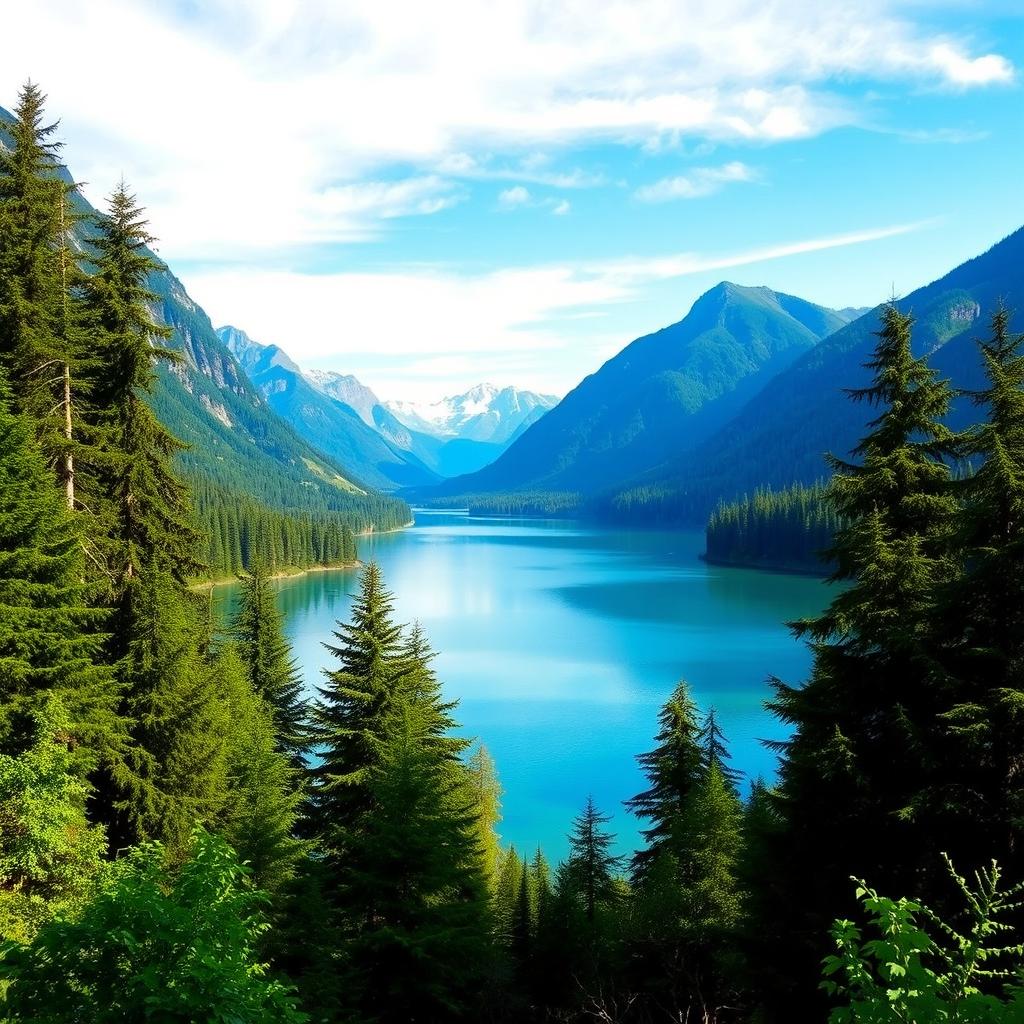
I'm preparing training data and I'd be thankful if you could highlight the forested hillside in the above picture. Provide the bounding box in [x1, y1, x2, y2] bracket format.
[609, 226, 1024, 524]
[5, 81, 1024, 1023]
[704, 482, 838, 574]
[0, 103, 410, 578]
[218, 325, 441, 491]
[423, 284, 857, 504]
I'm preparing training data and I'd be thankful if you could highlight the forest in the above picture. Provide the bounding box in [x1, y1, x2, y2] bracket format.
[3, 82, 1024, 1023]
[704, 483, 838, 575]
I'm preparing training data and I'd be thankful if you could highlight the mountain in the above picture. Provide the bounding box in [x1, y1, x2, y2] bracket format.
[386, 384, 559, 445]
[424, 284, 856, 501]
[216, 327, 438, 491]
[0, 105, 409, 530]
[609, 226, 1024, 523]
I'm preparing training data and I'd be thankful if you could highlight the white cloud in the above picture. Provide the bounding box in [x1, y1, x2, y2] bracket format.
[635, 161, 757, 202]
[0, 1, 1011, 258]
[185, 219, 927, 400]
[551, 199, 571, 216]
[499, 185, 532, 207]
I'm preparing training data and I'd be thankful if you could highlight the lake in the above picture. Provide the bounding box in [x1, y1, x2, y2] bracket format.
[213, 510, 829, 862]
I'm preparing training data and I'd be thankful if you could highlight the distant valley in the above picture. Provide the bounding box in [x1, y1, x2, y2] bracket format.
[217, 325, 558, 488]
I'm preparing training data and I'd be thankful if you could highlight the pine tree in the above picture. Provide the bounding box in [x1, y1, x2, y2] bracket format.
[232, 559, 309, 771]
[625, 680, 703, 877]
[697, 707, 742, 789]
[106, 570, 230, 855]
[495, 846, 523, 943]
[0, 374, 116, 768]
[213, 643, 301, 895]
[0, 81, 85, 501]
[337, 695, 492, 1023]
[83, 181, 200, 600]
[306, 562, 405, 849]
[760, 304, 961, 1011]
[464, 744, 502, 891]
[935, 306, 1024, 869]
[567, 797, 623, 924]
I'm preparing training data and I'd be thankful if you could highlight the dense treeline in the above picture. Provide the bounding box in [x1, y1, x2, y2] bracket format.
[704, 482, 839, 574]
[4, 80, 1024, 1024]
[193, 482, 364, 577]
[425, 490, 581, 516]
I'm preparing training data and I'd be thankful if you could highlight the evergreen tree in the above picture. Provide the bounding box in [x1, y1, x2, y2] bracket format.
[83, 181, 200, 599]
[305, 561, 405, 848]
[0, 81, 84, 500]
[106, 569, 230, 855]
[0, 374, 115, 767]
[761, 304, 960, 1012]
[567, 797, 623, 924]
[625, 680, 703, 877]
[465, 744, 502, 891]
[337, 697, 492, 1023]
[398, 622, 468, 763]
[494, 845, 523, 944]
[936, 306, 1024, 870]
[214, 643, 302, 896]
[232, 559, 309, 771]
[697, 707, 742, 789]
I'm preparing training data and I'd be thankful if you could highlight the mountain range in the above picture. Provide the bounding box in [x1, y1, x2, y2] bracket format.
[217, 326, 559, 486]
[607, 225, 1024, 522]
[424, 284, 862, 501]
[0, 105, 408, 529]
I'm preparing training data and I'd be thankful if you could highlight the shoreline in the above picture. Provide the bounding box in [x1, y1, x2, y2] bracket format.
[700, 553, 831, 578]
[190, 518, 415, 592]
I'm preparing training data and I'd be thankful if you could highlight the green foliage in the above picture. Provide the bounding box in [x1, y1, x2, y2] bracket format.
[214, 643, 302, 895]
[233, 559, 310, 771]
[0, 827, 307, 1023]
[83, 181, 201, 590]
[567, 796, 624, 924]
[0, 375, 115, 766]
[0, 700, 106, 944]
[464, 744, 503, 891]
[705, 481, 839, 574]
[307, 562, 407, 843]
[823, 859, 1024, 1023]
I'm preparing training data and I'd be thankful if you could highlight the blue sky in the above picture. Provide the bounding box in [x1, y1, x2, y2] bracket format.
[4, 1, 1023, 401]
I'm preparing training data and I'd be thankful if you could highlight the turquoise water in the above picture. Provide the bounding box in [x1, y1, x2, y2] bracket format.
[213, 511, 829, 862]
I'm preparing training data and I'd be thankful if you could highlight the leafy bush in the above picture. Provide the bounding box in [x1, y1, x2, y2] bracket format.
[823, 857, 1024, 1022]
[0, 827, 306, 1023]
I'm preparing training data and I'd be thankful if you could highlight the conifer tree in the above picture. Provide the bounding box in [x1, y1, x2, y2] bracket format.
[106, 569, 230, 855]
[625, 680, 702, 877]
[337, 694, 492, 1023]
[232, 559, 309, 771]
[697, 707, 742, 789]
[0, 81, 85, 500]
[761, 304, 960, 1010]
[935, 306, 1024, 866]
[495, 846, 523, 943]
[214, 643, 302, 895]
[306, 561, 405, 848]
[83, 181, 200, 599]
[465, 744, 502, 891]
[567, 797, 623, 924]
[0, 374, 115, 767]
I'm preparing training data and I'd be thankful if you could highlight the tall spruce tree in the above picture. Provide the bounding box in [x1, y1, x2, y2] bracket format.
[83, 181, 200, 601]
[567, 797, 623, 924]
[232, 559, 309, 771]
[936, 306, 1024, 869]
[760, 304, 960, 1013]
[625, 680, 703, 877]
[306, 562, 405, 849]
[0, 81, 85, 503]
[0, 373, 116, 768]
[335, 676, 492, 1023]
[465, 744, 502, 891]
[214, 643, 302, 895]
